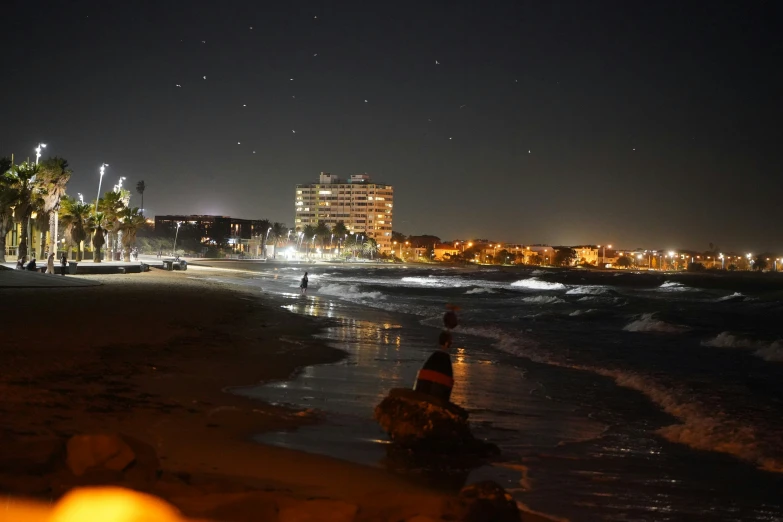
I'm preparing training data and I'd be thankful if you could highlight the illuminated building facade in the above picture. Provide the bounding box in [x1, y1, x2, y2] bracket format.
[294, 172, 394, 251]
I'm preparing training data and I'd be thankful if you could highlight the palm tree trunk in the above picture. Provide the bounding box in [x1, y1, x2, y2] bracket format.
[0, 231, 7, 263]
[77, 241, 83, 262]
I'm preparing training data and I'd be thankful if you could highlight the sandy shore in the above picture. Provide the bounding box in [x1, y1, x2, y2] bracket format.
[0, 269, 544, 521]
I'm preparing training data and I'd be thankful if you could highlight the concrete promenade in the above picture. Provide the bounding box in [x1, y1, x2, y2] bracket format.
[0, 269, 101, 288]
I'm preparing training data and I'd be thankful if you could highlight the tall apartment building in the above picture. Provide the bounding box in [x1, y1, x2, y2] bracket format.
[295, 172, 394, 251]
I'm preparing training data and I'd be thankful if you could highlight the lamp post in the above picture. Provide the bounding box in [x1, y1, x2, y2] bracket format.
[173, 222, 182, 255]
[263, 226, 271, 259]
[95, 164, 109, 214]
[34, 143, 46, 165]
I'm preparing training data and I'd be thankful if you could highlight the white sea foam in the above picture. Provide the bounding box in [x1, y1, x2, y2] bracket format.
[587, 367, 783, 473]
[316, 283, 385, 301]
[465, 287, 496, 295]
[657, 280, 693, 292]
[522, 296, 565, 305]
[623, 313, 687, 333]
[755, 342, 783, 362]
[569, 309, 597, 317]
[456, 325, 546, 364]
[566, 286, 610, 295]
[716, 292, 745, 302]
[702, 332, 783, 363]
[400, 276, 472, 288]
[510, 278, 566, 291]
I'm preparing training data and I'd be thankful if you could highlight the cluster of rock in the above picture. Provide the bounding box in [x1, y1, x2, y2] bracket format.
[0, 431, 521, 521]
[374, 388, 499, 459]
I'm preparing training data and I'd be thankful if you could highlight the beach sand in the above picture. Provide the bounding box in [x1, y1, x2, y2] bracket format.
[0, 269, 545, 521]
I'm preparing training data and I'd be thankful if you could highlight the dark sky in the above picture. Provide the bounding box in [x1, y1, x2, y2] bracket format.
[2, 1, 781, 251]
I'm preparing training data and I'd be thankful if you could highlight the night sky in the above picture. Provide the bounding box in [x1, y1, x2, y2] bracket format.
[2, 1, 781, 251]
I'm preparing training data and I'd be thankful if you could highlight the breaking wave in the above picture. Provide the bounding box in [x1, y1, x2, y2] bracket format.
[623, 313, 687, 333]
[400, 276, 472, 288]
[569, 309, 597, 317]
[589, 368, 783, 473]
[510, 278, 566, 291]
[522, 296, 565, 305]
[702, 332, 783, 362]
[465, 287, 496, 295]
[316, 283, 385, 302]
[716, 292, 746, 302]
[566, 286, 610, 295]
[657, 281, 694, 292]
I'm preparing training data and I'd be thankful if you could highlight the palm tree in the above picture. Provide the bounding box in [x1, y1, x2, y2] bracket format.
[36, 157, 71, 256]
[302, 224, 316, 255]
[332, 221, 348, 238]
[136, 181, 146, 215]
[314, 221, 331, 249]
[88, 212, 108, 263]
[0, 160, 20, 261]
[271, 222, 287, 258]
[99, 190, 127, 258]
[5, 161, 40, 260]
[362, 238, 379, 259]
[59, 196, 91, 261]
[116, 208, 145, 261]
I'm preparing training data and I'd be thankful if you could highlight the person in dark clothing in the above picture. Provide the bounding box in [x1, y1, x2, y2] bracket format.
[413, 330, 454, 402]
[413, 307, 460, 402]
[300, 272, 309, 295]
[26, 257, 37, 271]
[60, 253, 68, 275]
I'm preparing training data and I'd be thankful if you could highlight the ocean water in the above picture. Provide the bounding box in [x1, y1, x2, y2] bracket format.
[202, 263, 783, 521]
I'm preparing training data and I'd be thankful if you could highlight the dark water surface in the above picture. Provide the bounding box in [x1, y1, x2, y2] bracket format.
[198, 263, 783, 521]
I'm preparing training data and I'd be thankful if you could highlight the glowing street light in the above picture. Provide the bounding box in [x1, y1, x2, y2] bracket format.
[34, 143, 46, 165]
[173, 221, 182, 254]
[95, 163, 109, 214]
[77, 193, 84, 204]
[114, 176, 127, 193]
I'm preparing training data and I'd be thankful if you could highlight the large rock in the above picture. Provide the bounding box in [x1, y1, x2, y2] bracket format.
[374, 388, 498, 457]
[121, 435, 161, 486]
[449, 481, 521, 522]
[66, 434, 136, 477]
[278, 499, 358, 522]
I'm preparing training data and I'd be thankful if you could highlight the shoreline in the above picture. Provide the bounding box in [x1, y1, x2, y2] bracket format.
[0, 269, 547, 520]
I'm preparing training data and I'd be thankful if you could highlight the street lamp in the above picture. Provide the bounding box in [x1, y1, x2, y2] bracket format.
[77, 193, 84, 204]
[34, 143, 46, 165]
[95, 164, 109, 214]
[173, 222, 182, 254]
[114, 176, 127, 193]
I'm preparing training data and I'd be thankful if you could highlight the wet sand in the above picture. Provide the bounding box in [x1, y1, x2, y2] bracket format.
[0, 269, 545, 520]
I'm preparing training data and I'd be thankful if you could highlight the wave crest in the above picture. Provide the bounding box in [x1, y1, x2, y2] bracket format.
[702, 332, 783, 362]
[522, 296, 565, 305]
[623, 313, 687, 333]
[510, 278, 566, 291]
[465, 287, 495, 295]
[316, 283, 385, 301]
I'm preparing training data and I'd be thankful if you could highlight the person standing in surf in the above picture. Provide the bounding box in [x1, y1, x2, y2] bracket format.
[300, 271, 309, 295]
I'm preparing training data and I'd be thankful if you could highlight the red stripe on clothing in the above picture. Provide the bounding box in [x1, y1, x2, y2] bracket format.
[417, 369, 454, 388]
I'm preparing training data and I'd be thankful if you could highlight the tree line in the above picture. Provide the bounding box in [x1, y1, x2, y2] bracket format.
[1, 156, 147, 262]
